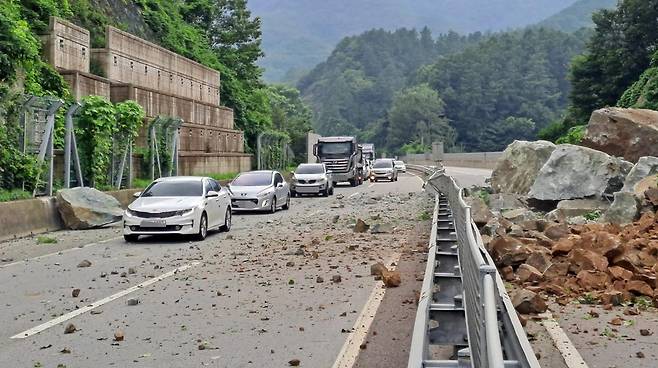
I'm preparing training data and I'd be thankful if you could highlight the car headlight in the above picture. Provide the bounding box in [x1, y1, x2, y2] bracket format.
[126, 208, 137, 216]
[257, 189, 273, 197]
[175, 208, 194, 216]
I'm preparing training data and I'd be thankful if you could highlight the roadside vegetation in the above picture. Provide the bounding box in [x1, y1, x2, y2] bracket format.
[1, 0, 313, 200]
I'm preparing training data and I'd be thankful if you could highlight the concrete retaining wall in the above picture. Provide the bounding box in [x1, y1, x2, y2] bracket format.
[0, 189, 140, 242]
[401, 152, 502, 169]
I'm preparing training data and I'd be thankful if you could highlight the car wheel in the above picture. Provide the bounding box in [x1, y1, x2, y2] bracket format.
[283, 194, 290, 210]
[220, 207, 232, 232]
[270, 197, 277, 213]
[291, 190, 297, 198]
[195, 212, 208, 241]
[321, 189, 328, 197]
[332, 181, 337, 187]
[124, 234, 139, 242]
[329, 186, 334, 195]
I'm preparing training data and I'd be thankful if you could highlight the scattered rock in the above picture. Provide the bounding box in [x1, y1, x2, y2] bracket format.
[114, 330, 124, 341]
[289, 359, 301, 366]
[64, 323, 76, 334]
[77, 260, 92, 268]
[126, 298, 140, 306]
[370, 262, 388, 277]
[488, 236, 531, 267]
[353, 219, 369, 233]
[382, 270, 401, 287]
[466, 196, 494, 226]
[576, 270, 610, 290]
[56, 187, 123, 230]
[370, 223, 393, 234]
[556, 199, 609, 218]
[71, 288, 80, 298]
[331, 275, 342, 283]
[512, 289, 547, 314]
[517, 264, 543, 283]
[626, 280, 654, 296]
[316, 276, 324, 283]
[640, 329, 652, 336]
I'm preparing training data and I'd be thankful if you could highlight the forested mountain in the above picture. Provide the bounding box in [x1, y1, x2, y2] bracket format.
[538, 0, 617, 32]
[542, 0, 658, 142]
[248, 0, 577, 81]
[300, 27, 588, 153]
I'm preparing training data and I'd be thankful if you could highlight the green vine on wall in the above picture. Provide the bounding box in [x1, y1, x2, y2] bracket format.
[76, 96, 116, 187]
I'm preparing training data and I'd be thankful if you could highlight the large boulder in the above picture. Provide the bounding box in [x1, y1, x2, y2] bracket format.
[528, 144, 632, 201]
[491, 140, 556, 195]
[465, 197, 494, 227]
[488, 193, 526, 213]
[56, 187, 123, 230]
[621, 156, 658, 192]
[582, 107, 658, 163]
[604, 192, 639, 224]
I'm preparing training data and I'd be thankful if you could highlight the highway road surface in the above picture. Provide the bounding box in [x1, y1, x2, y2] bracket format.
[0, 168, 491, 367]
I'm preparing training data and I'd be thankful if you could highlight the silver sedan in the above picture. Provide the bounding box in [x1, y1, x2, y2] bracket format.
[123, 176, 232, 242]
[228, 170, 291, 213]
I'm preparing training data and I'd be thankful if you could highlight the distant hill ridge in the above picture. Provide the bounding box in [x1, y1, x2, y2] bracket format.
[538, 0, 618, 31]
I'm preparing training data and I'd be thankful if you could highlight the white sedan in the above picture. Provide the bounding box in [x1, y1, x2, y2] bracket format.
[123, 176, 231, 242]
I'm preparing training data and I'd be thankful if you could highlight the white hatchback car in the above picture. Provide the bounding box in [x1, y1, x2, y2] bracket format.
[123, 176, 231, 242]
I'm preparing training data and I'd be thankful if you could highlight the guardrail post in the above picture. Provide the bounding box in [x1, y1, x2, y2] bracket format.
[481, 265, 504, 368]
[457, 348, 471, 367]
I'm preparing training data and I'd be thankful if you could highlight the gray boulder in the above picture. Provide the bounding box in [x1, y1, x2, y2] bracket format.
[604, 192, 639, 225]
[621, 156, 658, 192]
[491, 140, 556, 195]
[56, 187, 123, 230]
[556, 199, 610, 218]
[488, 193, 526, 213]
[465, 196, 494, 226]
[528, 144, 632, 201]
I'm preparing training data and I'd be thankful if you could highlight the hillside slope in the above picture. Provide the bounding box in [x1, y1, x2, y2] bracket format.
[538, 0, 618, 31]
[248, 0, 577, 81]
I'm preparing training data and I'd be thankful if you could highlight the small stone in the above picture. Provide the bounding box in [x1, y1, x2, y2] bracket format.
[114, 330, 124, 341]
[126, 298, 139, 306]
[71, 288, 80, 298]
[128, 267, 136, 274]
[60, 348, 71, 354]
[640, 329, 652, 336]
[64, 323, 76, 334]
[354, 219, 369, 233]
[286, 261, 295, 267]
[77, 260, 92, 268]
[331, 275, 342, 283]
[289, 359, 301, 366]
[636, 351, 645, 358]
[382, 270, 402, 287]
[316, 276, 324, 283]
[370, 262, 388, 277]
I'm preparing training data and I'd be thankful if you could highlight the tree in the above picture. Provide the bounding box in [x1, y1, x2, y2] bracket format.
[387, 84, 455, 153]
[568, 0, 658, 124]
[266, 85, 313, 164]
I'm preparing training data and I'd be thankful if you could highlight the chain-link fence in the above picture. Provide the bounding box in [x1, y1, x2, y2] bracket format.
[256, 132, 293, 170]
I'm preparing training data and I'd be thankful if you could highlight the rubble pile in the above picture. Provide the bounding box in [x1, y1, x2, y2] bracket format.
[480, 111, 658, 313]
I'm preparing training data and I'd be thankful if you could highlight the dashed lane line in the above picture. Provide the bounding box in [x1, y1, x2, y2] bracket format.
[10, 261, 201, 339]
[0, 235, 123, 270]
[539, 312, 590, 368]
[331, 253, 400, 368]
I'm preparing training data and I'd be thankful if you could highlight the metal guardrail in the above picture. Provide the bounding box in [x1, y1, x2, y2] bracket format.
[407, 166, 540, 368]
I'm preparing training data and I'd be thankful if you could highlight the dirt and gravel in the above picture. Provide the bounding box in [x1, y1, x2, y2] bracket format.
[0, 173, 436, 367]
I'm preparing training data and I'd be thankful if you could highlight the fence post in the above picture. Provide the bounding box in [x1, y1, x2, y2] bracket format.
[64, 103, 81, 188]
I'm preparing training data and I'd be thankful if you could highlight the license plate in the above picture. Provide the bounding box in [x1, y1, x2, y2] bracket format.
[140, 219, 166, 228]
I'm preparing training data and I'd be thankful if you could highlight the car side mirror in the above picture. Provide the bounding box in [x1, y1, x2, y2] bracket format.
[206, 191, 219, 198]
[276, 182, 284, 188]
[132, 191, 141, 198]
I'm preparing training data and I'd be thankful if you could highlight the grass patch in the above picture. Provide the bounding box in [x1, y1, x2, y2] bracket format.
[418, 211, 432, 221]
[208, 172, 238, 181]
[578, 292, 599, 305]
[475, 189, 490, 205]
[36, 236, 58, 244]
[0, 189, 32, 202]
[584, 210, 602, 221]
[132, 178, 152, 189]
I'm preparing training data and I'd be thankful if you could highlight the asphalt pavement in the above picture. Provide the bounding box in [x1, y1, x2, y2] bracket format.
[0, 168, 492, 368]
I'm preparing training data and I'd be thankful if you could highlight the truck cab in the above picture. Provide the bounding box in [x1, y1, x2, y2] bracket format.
[313, 136, 364, 187]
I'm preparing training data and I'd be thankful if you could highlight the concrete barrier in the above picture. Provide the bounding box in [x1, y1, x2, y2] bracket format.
[0, 188, 140, 242]
[401, 152, 502, 170]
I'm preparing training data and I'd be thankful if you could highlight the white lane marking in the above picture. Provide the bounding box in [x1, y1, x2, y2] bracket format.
[10, 261, 200, 339]
[539, 312, 590, 368]
[348, 192, 361, 199]
[331, 253, 400, 368]
[0, 235, 122, 270]
[404, 171, 426, 187]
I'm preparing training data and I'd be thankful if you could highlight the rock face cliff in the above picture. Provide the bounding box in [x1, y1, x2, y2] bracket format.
[581, 107, 658, 162]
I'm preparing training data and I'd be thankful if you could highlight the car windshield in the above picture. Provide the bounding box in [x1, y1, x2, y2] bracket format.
[318, 142, 352, 156]
[232, 172, 272, 186]
[141, 180, 202, 197]
[296, 165, 324, 174]
[394, 161, 404, 166]
[373, 160, 393, 168]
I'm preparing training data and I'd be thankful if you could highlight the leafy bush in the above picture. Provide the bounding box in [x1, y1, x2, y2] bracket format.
[555, 125, 586, 145]
[75, 96, 118, 187]
[0, 188, 33, 202]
